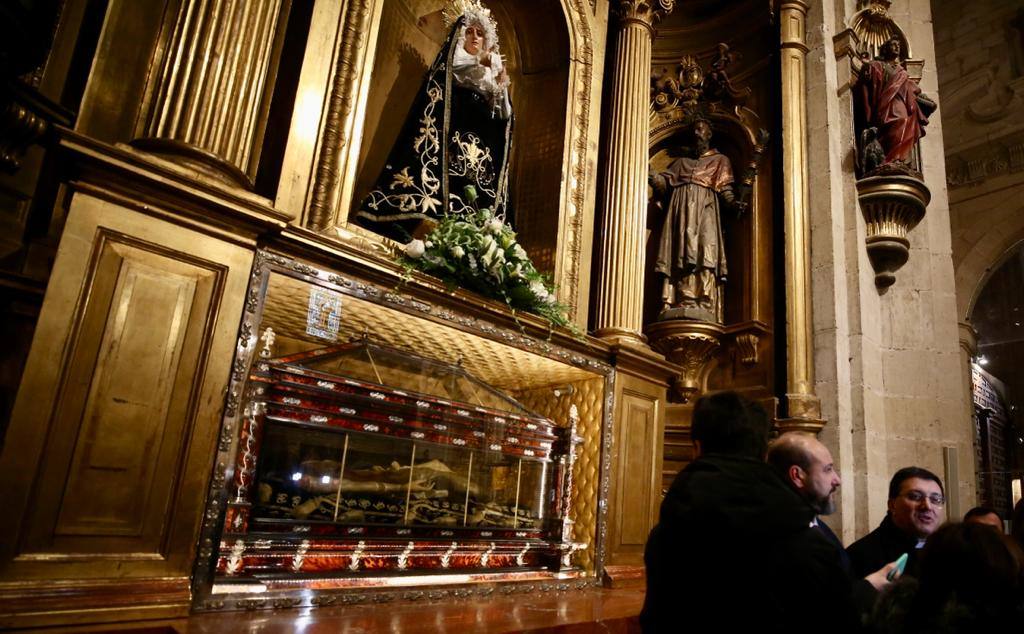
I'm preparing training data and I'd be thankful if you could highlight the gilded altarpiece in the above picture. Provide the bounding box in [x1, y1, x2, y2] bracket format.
[647, 1, 779, 487]
[0, 0, 654, 625]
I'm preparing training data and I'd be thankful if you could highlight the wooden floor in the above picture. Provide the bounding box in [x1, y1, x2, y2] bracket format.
[26, 587, 645, 633]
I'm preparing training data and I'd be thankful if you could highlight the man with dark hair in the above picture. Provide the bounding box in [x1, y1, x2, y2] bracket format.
[964, 506, 1003, 530]
[641, 393, 858, 633]
[847, 466, 945, 579]
[689, 388, 771, 456]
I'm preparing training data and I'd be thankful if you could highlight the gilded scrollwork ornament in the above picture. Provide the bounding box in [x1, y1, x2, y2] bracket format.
[646, 321, 724, 404]
[615, 0, 674, 30]
[651, 44, 750, 120]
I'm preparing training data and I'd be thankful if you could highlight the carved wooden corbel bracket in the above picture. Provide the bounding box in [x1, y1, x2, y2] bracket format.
[855, 174, 930, 289]
[0, 82, 71, 173]
[646, 320, 724, 404]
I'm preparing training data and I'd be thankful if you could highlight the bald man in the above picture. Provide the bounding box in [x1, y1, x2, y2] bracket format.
[767, 434, 841, 522]
[767, 433, 896, 594]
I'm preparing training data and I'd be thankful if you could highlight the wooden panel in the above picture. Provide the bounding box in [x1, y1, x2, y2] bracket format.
[17, 232, 222, 556]
[616, 394, 656, 547]
[663, 403, 695, 491]
[605, 372, 665, 572]
[0, 189, 253, 622]
[52, 240, 211, 543]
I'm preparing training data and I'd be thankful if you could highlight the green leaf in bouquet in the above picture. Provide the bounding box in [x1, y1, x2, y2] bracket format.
[507, 283, 536, 307]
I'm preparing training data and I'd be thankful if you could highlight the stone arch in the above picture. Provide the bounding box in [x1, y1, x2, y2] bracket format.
[957, 205, 1024, 321]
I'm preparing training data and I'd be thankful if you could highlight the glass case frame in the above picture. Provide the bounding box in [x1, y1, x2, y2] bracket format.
[190, 249, 614, 610]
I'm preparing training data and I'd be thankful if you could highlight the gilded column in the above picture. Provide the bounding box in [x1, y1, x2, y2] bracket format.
[593, 0, 673, 346]
[779, 0, 823, 433]
[133, 0, 288, 189]
[307, 0, 383, 231]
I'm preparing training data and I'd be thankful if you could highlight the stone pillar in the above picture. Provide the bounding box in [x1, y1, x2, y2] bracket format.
[778, 0, 823, 433]
[133, 0, 288, 189]
[807, 0, 976, 541]
[593, 0, 673, 346]
[958, 320, 979, 481]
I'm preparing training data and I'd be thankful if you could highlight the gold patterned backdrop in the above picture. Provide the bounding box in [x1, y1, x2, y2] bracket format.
[260, 272, 599, 390]
[514, 378, 605, 573]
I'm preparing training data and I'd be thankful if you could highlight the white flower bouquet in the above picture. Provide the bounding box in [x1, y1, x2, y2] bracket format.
[400, 186, 571, 328]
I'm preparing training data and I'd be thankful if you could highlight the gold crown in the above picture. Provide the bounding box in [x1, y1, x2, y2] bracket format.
[443, 0, 499, 53]
[442, 0, 491, 27]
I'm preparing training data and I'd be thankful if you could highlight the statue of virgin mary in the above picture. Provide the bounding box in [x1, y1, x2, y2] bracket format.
[355, 1, 514, 243]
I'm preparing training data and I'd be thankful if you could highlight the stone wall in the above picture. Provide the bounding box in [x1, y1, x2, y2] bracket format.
[806, 0, 974, 544]
[933, 0, 1024, 320]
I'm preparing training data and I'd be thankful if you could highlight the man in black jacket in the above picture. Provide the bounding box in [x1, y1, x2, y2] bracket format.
[846, 466, 945, 580]
[640, 393, 859, 633]
[766, 433, 895, 613]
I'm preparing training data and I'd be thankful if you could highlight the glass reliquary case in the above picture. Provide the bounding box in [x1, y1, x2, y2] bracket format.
[192, 251, 613, 605]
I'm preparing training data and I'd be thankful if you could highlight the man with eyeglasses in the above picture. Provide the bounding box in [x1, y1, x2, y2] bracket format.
[847, 466, 946, 579]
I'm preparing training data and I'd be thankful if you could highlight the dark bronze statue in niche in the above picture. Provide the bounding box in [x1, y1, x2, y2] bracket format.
[854, 36, 936, 175]
[649, 119, 745, 323]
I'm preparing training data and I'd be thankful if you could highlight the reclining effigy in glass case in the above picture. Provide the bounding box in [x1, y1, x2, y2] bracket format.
[239, 338, 576, 571]
[192, 250, 613, 607]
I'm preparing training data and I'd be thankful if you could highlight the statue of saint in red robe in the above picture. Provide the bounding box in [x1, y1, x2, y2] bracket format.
[855, 36, 936, 167]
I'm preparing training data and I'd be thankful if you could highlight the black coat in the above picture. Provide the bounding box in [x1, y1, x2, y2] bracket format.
[846, 515, 922, 580]
[640, 454, 859, 633]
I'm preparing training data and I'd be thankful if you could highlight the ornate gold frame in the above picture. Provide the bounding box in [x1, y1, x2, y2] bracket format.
[276, 0, 607, 329]
[189, 249, 616, 611]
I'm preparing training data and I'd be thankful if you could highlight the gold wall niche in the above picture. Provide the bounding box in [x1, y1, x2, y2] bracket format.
[309, 0, 607, 328]
[648, 0, 780, 487]
[354, 0, 568, 277]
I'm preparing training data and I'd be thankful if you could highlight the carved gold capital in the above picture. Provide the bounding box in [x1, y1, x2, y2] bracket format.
[614, 0, 674, 33]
